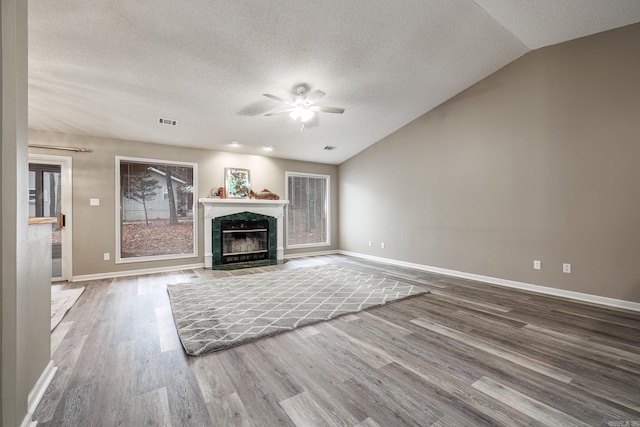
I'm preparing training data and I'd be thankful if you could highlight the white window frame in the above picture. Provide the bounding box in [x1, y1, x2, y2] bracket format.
[115, 156, 198, 264]
[285, 171, 331, 249]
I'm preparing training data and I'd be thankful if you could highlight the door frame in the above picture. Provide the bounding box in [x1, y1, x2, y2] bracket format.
[29, 154, 73, 281]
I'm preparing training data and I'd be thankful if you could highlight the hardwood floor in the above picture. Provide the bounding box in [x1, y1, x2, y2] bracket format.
[36, 255, 640, 426]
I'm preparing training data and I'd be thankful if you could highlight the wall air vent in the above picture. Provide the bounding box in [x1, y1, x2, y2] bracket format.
[157, 118, 178, 126]
[324, 146, 337, 151]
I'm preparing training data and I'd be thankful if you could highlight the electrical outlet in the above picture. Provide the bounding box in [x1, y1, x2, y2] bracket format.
[563, 263, 571, 273]
[533, 260, 541, 270]
[380, 242, 385, 249]
[103, 253, 110, 261]
[368, 241, 372, 247]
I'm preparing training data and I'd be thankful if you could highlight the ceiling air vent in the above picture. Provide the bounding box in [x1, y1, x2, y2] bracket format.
[324, 146, 337, 151]
[157, 118, 178, 126]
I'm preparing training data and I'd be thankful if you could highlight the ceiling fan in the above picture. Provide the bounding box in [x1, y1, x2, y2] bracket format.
[263, 86, 345, 125]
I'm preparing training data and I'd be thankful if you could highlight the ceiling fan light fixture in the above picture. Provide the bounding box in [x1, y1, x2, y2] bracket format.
[300, 109, 314, 123]
[289, 108, 302, 120]
[289, 106, 314, 122]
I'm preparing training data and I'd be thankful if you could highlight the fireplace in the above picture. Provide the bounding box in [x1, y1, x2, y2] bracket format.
[212, 212, 276, 267]
[200, 198, 289, 269]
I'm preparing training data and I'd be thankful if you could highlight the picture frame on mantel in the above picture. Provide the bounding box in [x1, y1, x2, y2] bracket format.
[224, 167, 251, 198]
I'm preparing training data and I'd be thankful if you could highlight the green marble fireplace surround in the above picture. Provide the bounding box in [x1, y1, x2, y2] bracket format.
[200, 198, 289, 269]
[212, 211, 277, 268]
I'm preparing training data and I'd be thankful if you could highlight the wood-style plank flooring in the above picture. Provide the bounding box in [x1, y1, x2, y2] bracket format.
[35, 255, 640, 426]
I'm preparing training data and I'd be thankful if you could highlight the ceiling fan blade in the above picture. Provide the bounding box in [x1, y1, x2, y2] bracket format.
[310, 105, 345, 114]
[304, 90, 326, 105]
[263, 93, 292, 104]
[265, 107, 295, 116]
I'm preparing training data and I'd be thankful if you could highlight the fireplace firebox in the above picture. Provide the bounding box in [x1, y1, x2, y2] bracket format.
[212, 212, 277, 268]
[221, 219, 268, 264]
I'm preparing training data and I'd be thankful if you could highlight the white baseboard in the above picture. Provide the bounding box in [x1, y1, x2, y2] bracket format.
[20, 416, 37, 427]
[72, 253, 343, 281]
[285, 249, 340, 259]
[25, 360, 57, 426]
[72, 263, 205, 282]
[339, 250, 640, 312]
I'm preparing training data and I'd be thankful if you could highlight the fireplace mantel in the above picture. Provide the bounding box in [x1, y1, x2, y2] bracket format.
[199, 198, 289, 268]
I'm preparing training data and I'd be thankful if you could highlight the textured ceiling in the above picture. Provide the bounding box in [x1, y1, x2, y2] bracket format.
[28, 1, 640, 164]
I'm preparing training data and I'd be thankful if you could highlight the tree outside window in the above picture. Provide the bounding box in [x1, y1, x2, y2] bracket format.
[117, 157, 197, 262]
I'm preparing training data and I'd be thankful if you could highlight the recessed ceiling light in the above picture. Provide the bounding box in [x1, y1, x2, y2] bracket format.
[230, 140, 240, 146]
[264, 146, 275, 151]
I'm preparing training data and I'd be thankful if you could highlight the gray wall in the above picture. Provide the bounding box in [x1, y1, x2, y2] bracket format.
[26, 224, 53, 393]
[339, 24, 640, 303]
[2, 0, 34, 424]
[28, 130, 339, 277]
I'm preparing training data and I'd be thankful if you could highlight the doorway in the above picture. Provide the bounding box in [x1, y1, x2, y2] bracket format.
[29, 154, 73, 281]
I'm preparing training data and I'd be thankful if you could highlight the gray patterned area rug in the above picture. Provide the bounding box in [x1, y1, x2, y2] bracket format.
[167, 265, 428, 356]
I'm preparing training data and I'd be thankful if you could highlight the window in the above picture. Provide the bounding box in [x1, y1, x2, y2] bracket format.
[116, 157, 197, 263]
[286, 172, 330, 248]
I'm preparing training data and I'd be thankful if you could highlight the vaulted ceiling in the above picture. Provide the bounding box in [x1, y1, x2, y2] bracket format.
[28, 1, 640, 164]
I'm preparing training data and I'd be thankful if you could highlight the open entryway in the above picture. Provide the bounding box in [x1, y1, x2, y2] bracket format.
[29, 154, 73, 281]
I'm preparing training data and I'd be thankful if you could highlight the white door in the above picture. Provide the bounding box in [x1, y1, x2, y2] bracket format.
[29, 154, 73, 281]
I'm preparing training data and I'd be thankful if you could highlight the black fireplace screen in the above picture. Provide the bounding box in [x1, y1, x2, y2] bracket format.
[221, 219, 269, 264]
